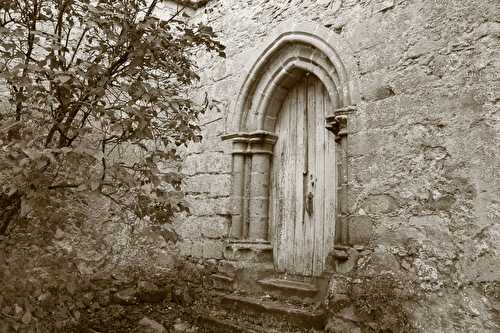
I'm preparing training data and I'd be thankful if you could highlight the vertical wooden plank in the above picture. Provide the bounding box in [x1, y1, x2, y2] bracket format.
[311, 76, 325, 275]
[287, 85, 299, 274]
[285, 82, 300, 273]
[271, 98, 282, 271]
[275, 91, 290, 272]
[295, 79, 310, 274]
[281, 93, 291, 272]
[303, 75, 316, 276]
[323, 83, 337, 271]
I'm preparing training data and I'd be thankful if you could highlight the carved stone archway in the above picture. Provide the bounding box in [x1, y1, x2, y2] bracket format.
[222, 21, 359, 265]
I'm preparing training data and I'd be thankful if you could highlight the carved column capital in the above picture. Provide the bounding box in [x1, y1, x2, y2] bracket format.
[222, 131, 278, 155]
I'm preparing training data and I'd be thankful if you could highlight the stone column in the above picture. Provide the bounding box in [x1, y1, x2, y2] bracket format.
[228, 139, 247, 239]
[247, 134, 275, 240]
[222, 131, 276, 241]
[326, 105, 356, 245]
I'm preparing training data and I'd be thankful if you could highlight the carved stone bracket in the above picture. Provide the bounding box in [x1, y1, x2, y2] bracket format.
[326, 105, 357, 142]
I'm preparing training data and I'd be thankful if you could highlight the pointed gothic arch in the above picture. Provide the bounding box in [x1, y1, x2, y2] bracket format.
[222, 21, 359, 274]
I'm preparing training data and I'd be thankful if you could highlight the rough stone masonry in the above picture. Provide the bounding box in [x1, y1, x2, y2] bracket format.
[172, 0, 500, 331]
[1, 0, 497, 331]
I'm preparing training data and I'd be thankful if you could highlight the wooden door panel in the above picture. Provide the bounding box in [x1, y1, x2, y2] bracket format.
[271, 74, 335, 277]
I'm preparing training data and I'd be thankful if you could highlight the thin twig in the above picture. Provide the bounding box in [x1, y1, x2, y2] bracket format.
[68, 27, 88, 68]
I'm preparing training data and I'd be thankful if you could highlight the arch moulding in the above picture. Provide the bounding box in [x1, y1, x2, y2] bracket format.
[221, 21, 359, 255]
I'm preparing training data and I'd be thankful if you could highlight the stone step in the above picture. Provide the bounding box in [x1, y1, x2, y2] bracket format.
[210, 274, 235, 292]
[221, 294, 327, 330]
[257, 277, 319, 300]
[215, 260, 275, 295]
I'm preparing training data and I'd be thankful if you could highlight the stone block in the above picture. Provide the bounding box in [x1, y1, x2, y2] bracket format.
[184, 195, 230, 216]
[112, 288, 138, 305]
[175, 217, 202, 240]
[201, 215, 230, 239]
[361, 194, 399, 214]
[372, 0, 394, 14]
[182, 152, 231, 176]
[174, 215, 230, 240]
[210, 62, 227, 82]
[201, 115, 226, 136]
[156, 251, 177, 269]
[374, 216, 409, 246]
[335, 247, 359, 274]
[408, 215, 453, 254]
[357, 39, 405, 74]
[187, 135, 228, 154]
[137, 317, 166, 333]
[178, 240, 192, 257]
[409, 215, 447, 236]
[203, 240, 224, 259]
[223, 241, 273, 262]
[405, 37, 444, 60]
[191, 240, 204, 258]
[363, 251, 401, 276]
[136, 281, 165, 303]
[359, 69, 396, 102]
[345, 6, 405, 52]
[348, 129, 394, 157]
[210, 274, 235, 291]
[348, 215, 373, 245]
[428, 195, 456, 211]
[183, 174, 231, 197]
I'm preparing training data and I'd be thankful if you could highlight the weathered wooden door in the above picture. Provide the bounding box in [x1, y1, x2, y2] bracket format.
[270, 74, 336, 277]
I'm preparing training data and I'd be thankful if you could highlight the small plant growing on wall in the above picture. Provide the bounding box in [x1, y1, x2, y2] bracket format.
[0, 0, 225, 232]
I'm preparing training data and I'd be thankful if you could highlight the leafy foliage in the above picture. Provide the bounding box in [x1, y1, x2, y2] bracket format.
[0, 209, 192, 332]
[0, 0, 224, 230]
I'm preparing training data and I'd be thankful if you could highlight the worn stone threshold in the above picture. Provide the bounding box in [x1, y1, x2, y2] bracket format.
[221, 294, 327, 330]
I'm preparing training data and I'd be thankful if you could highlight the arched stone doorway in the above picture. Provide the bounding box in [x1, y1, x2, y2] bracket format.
[222, 22, 359, 277]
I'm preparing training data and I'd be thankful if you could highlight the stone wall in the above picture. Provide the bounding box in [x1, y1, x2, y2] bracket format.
[176, 0, 500, 331]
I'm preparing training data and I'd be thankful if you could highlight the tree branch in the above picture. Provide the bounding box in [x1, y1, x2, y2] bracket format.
[68, 27, 87, 68]
[146, 0, 159, 17]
